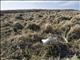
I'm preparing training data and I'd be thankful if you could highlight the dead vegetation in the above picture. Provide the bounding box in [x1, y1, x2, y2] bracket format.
[1, 9, 80, 60]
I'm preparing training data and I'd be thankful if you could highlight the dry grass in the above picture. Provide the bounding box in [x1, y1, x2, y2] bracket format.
[1, 9, 80, 60]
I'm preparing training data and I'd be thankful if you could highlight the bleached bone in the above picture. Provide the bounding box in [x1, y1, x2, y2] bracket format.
[42, 36, 58, 45]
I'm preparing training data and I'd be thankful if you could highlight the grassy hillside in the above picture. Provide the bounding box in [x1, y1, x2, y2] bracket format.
[0, 9, 80, 60]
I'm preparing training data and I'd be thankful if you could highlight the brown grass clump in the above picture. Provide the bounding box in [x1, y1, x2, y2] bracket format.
[41, 23, 54, 34]
[25, 23, 40, 32]
[67, 24, 80, 41]
[70, 14, 80, 24]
